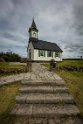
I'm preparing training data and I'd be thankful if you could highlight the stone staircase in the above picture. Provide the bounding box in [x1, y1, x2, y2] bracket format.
[11, 80, 82, 124]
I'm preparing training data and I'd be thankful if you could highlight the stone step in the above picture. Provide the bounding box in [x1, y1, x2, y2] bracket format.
[16, 93, 74, 104]
[19, 86, 68, 94]
[21, 80, 65, 86]
[14, 116, 83, 124]
[11, 103, 80, 117]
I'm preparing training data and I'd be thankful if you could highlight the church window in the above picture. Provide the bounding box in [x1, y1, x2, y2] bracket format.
[55, 52, 59, 57]
[47, 51, 53, 57]
[38, 50, 45, 57]
[33, 32, 36, 37]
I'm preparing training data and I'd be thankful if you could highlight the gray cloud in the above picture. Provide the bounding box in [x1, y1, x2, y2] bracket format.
[0, 0, 83, 58]
[73, 0, 83, 35]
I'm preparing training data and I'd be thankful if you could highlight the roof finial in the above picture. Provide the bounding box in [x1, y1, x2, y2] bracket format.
[31, 18, 37, 29]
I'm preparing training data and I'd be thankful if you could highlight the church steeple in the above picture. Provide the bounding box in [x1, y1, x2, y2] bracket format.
[29, 19, 38, 39]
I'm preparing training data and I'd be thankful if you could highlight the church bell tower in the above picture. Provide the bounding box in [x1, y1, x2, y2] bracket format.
[28, 19, 38, 39]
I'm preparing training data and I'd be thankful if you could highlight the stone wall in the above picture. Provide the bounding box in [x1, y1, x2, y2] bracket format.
[0, 68, 26, 75]
[56, 66, 83, 72]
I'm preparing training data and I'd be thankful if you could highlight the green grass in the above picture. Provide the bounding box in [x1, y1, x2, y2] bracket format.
[57, 60, 83, 67]
[0, 62, 26, 69]
[0, 62, 26, 77]
[56, 70, 83, 116]
[0, 82, 21, 124]
[42, 61, 83, 116]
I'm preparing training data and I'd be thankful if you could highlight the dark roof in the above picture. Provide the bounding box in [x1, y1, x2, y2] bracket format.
[29, 19, 38, 32]
[29, 38, 63, 52]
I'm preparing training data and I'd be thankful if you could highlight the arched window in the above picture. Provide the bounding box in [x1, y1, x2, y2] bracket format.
[33, 32, 36, 37]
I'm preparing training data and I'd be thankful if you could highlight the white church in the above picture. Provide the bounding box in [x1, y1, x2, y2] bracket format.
[27, 19, 63, 62]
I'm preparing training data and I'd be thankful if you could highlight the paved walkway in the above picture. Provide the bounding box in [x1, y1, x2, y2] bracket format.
[11, 63, 82, 124]
[0, 63, 62, 86]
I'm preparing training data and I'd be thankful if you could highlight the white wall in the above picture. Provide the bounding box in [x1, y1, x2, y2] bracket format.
[27, 42, 34, 60]
[28, 43, 62, 61]
[34, 49, 62, 61]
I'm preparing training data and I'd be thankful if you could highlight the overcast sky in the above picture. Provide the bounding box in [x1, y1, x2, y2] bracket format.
[0, 0, 83, 58]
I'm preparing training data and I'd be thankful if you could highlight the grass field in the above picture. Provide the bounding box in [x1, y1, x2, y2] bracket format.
[56, 70, 83, 116]
[0, 62, 26, 69]
[0, 60, 83, 124]
[0, 82, 21, 124]
[0, 62, 26, 77]
[57, 59, 83, 67]
[42, 60, 83, 116]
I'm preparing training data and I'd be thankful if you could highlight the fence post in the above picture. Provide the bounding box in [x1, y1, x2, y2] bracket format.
[26, 59, 32, 72]
[49, 59, 56, 71]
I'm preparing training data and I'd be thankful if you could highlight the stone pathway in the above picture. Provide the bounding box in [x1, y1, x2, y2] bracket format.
[11, 63, 82, 124]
